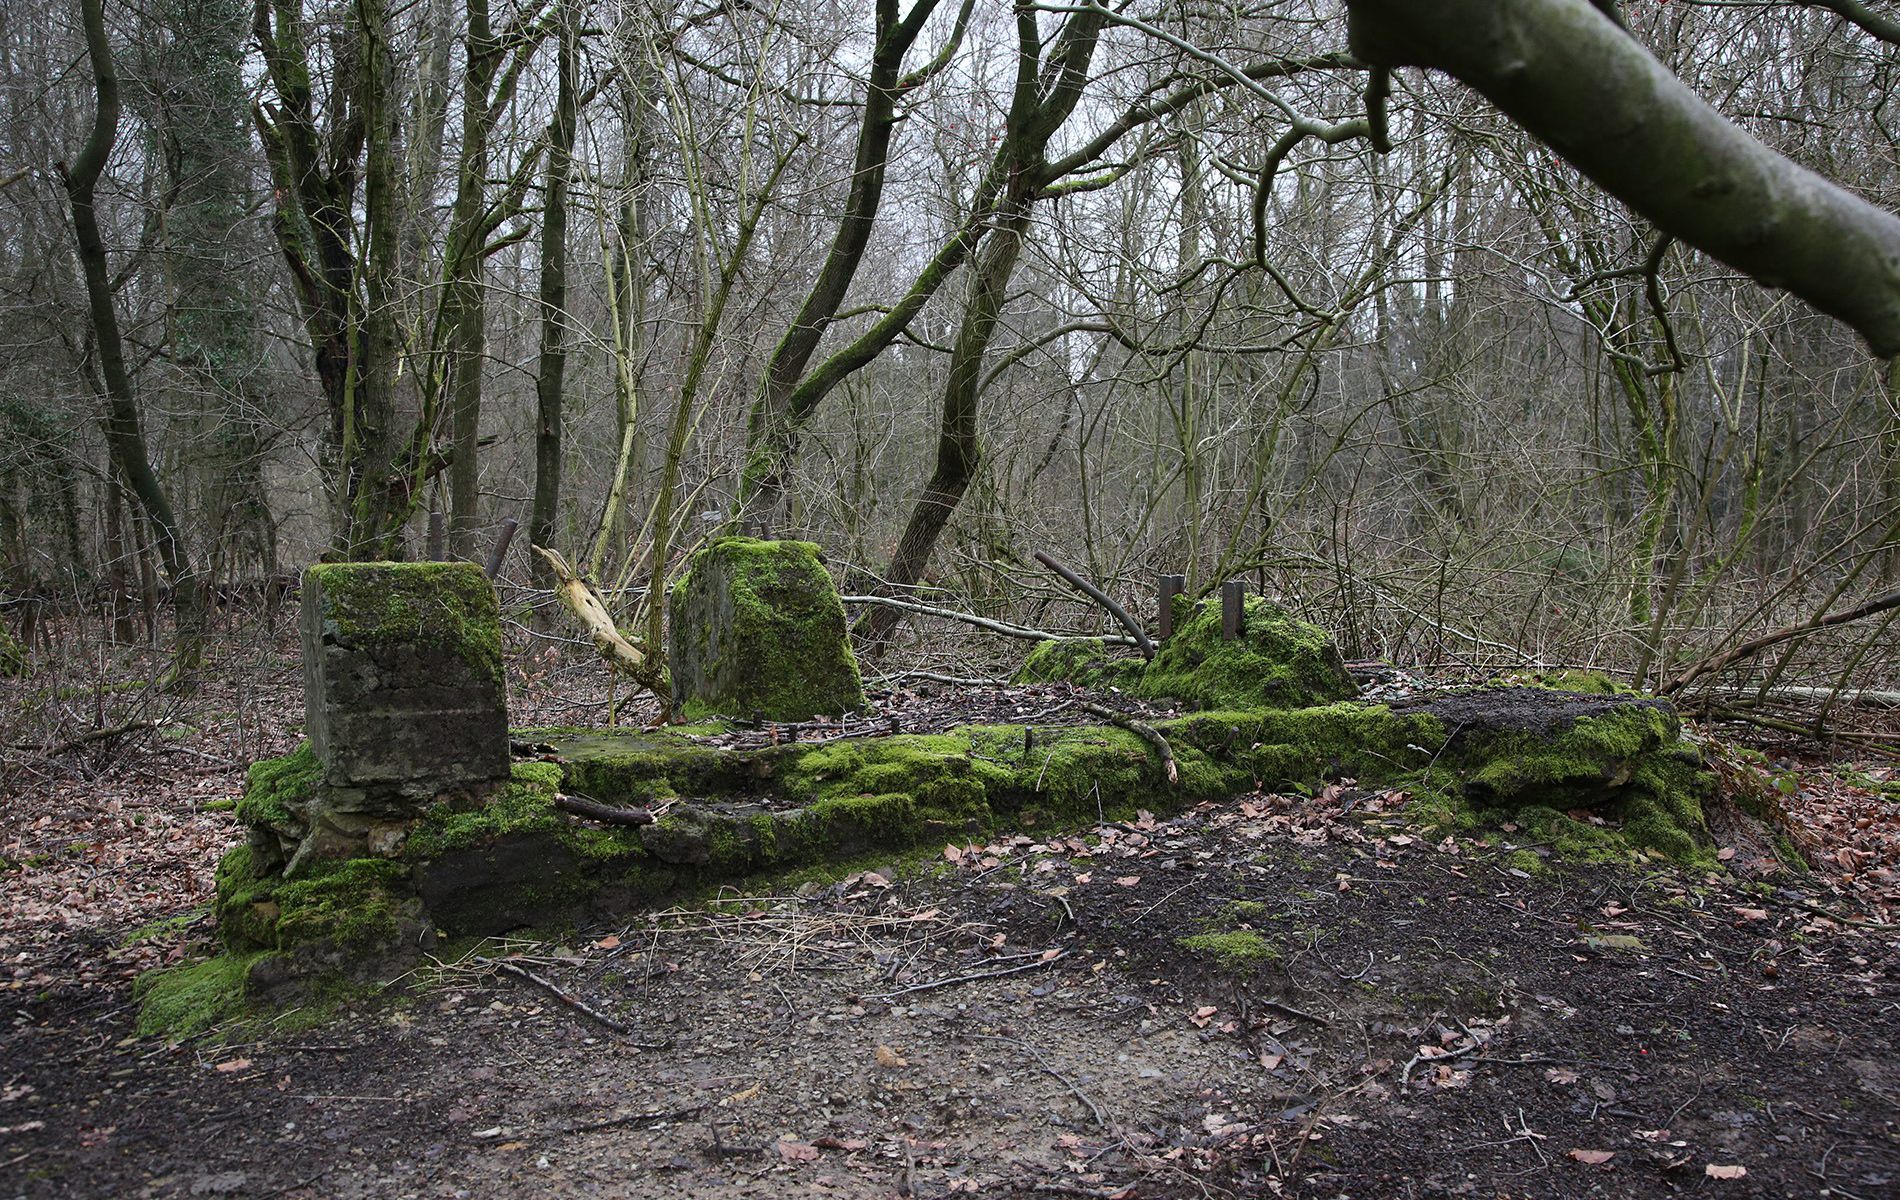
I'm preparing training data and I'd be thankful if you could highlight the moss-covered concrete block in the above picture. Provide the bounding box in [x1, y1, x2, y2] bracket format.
[667, 538, 865, 721]
[301, 562, 509, 803]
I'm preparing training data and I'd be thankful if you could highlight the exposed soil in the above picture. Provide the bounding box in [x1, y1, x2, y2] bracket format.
[6, 617, 1899, 1198]
[6, 788, 1897, 1199]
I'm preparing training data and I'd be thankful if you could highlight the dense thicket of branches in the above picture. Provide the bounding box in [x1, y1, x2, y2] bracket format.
[2, 0, 1897, 701]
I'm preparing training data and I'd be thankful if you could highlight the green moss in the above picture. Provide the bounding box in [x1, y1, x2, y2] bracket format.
[1013, 639, 1144, 689]
[1503, 849, 1549, 876]
[306, 561, 502, 686]
[1458, 705, 1679, 805]
[134, 951, 268, 1039]
[405, 760, 591, 859]
[272, 858, 411, 949]
[1177, 930, 1279, 970]
[215, 841, 416, 955]
[119, 905, 210, 947]
[235, 743, 320, 827]
[1227, 900, 1268, 921]
[668, 538, 865, 721]
[1509, 668, 1632, 695]
[1136, 595, 1355, 711]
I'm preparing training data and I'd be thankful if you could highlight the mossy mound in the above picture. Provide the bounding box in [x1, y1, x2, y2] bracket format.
[667, 537, 865, 721]
[134, 952, 267, 1039]
[1399, 688, 1716, 866]
[235, 742, 321, 831]
[1014, 639, 1144, 690]
[139, 844, 433, 1040]
[1013, 595, 1356, 712]
[213, 846, 428, 967]
[1138, 595, 1355, 710]
[181, 675, 1724, 1039]
[1177, 930, 1279, 971]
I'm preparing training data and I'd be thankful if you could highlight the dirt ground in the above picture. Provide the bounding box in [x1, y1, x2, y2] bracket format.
[5, 619, 1899, 1198]
[6, 785, 1898, 1199]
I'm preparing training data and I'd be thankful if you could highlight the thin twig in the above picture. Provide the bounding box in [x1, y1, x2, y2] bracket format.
[969, 1034, 1110, 1129]
[868, 949, 1070, 999]
[555, 793, 655, 825]
[479, 956, 663, 1043]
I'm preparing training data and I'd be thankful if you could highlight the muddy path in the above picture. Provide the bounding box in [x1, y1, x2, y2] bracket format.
[7, 789, 1899, 1199]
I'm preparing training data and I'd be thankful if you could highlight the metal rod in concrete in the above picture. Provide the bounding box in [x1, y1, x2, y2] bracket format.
[1220, 580, 1246, 641]
[1158, 574, 1185, 641]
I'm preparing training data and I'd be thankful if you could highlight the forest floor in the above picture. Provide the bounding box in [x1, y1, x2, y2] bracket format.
[3, 617, 1899, 1199]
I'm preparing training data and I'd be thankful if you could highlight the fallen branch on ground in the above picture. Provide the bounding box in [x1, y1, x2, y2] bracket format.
[1033, 550, 1155, 659]
[14, 719, 157, 758]
[479, 956, 662, 1042]
[867, 949, 1070, 999]
[840, 593, 1139, 646]
[555, 794, 655, 826]
[532, 544, 670, 718]
[1078, 700, 1178, 786]
[1662, 589, 1900, 695]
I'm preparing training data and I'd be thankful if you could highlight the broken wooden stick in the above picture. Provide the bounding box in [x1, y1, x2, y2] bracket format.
[531, 544, 671, 713]
[867, 949, 1071, 1000]
[479, 956, 639, 1038]
[1033, 551, 1156, 660]
[1079, 700, 1178, 787]
[555, 793, 655, 826]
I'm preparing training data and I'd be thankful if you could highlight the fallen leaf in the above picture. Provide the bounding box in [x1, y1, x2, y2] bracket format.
[213, 1058, 252, 1074]
[1114, 875, 1141, 887]
[1073, 872, 1092, 884]
[944, 844, 964, 863]
[1190, 1006, 1218, 1027]
[591, 934, 621, 951]
[1543, 1067, 1579, 1085]
[777, 1140, 821, 1163]
[1731, 907, 1769, 922]
[724, 1081, 762, 1105]
[1568, 1149, 1614, 1165]
[1717, 847, 1736, 861]
[874, 1044, 907, 1069]
[1705, 1163, 1747, 1180]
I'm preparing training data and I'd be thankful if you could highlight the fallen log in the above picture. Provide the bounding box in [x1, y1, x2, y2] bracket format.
[555, 793, 655, 826]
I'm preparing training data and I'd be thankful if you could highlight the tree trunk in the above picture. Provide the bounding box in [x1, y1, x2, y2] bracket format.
[1345, 0, 1900, 356]
[445, 0, 500, 557]
[62, 0, 203, 678]
[530, 2, 579, 611]
[855, 204, 1030, 650]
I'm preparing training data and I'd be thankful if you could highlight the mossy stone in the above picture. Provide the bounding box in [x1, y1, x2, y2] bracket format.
[301, 561, 509, 800]
[668, 538, 865, 721]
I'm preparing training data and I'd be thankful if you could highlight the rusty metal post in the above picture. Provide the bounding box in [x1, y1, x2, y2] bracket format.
[1220, 579, 1245, 641]
[1157, 573, 1185, 641]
